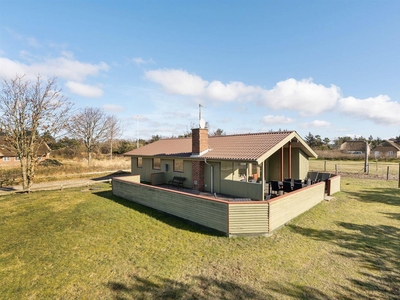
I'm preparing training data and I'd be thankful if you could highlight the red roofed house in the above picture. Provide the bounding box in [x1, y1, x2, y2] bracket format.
[124, 128, 317, 196]
[113, 127, 340, 236]
[0, 136, 51, 167]
[373, 140, 400, 158]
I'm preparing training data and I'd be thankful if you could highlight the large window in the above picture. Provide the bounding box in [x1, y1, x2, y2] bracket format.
[137, 157, 142, 168]
[221, 161, 233, 180]
[2, 157, 10, 161]
[153, 158, 161, 170]
[174, 159, 184, 172]
[221, 161, 261, 182]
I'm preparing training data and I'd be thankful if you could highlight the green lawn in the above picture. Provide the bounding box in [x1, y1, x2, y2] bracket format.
[1, 178, 399, 299]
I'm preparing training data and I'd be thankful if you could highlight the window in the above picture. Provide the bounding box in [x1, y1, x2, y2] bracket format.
[221, 161, 233, 180]
[153, 158, 161, 170]
[2, 157, 10, 161]
[388, 151, 394, 157]
[174, 159, 184, 172]
[15, 157, 20, 161]
[137, 157, 142, 168]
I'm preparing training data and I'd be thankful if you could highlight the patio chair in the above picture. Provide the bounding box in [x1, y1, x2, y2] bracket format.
[293, 182, 303, 191]
[270, 181, 282, 196]
[283, 181, 292, 193]
[294, 179, 302, 184]
[307, 172, 319, 184]
[284, 178, 291, 182]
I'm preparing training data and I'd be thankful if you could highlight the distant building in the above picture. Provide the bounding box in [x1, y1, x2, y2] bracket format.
[339, 141, 370, 156]
[0, 137, 51, 166]
[372, 140, 400, 158]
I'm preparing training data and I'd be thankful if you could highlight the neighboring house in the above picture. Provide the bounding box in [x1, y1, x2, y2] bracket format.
[373, 140, 400, 158]
[124, 128, 318, 198]
[0, 137, 51, 166]
[339, 141, 370, 155]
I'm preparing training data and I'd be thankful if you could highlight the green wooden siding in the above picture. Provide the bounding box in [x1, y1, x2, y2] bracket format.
[229, 204, 269, 236]
[113, 178, 228, 233]
[268, 182, 325, 232]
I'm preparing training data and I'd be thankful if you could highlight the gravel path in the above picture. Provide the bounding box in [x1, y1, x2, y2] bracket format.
[0, 171, 132, 196]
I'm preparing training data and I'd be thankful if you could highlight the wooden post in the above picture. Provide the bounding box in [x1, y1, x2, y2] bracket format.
[288, 142, 292, 179]
[364, 141, 369, 173]
[280, 147, 284, 181]
[324, 160, 326, 172]
[335, 164, 338, 175]
[398, 163, 400, 188]
[387, 166, 389, 180]
[376, 161, 378, 171]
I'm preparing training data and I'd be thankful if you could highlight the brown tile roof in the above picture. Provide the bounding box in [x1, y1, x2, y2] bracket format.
[124, 131, 317, 162]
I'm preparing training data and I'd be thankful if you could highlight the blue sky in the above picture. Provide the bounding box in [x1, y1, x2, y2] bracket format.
[1, 0, 399, 141]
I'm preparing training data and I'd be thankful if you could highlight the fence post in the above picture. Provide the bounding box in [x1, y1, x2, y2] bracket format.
[335, 164, 338, 175]
[387, 166, 390, 180]
[324, 160, 326, 172]
[398, 163, 400, 188]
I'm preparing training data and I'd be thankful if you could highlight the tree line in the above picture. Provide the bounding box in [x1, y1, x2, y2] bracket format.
[303, 132, 400, 150]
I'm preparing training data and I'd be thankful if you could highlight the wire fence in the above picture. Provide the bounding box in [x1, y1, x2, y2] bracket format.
[309, 160, 400, 182]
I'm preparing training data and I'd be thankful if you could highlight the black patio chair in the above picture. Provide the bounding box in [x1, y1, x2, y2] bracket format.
[307, 172, 319, 184]
[284, 178, 291, 182]
[293, 182, 303, 191]
[294, 179, 302, 184]
[270, 181, 282, 196]
[283, 181, 292, 193]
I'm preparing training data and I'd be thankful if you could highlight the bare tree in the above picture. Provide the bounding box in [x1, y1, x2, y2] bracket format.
[69, 107, 110, 166]
[0, 75, 72, 191]
[106, 115, 122, 160]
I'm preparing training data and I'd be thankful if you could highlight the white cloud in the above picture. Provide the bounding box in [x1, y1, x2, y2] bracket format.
[103, 104, 124, 113]
[145, 70, 341, 115]
[262, 78, 341, 116]
[65, 81, 104, 98]
[131, 57, 154, 65]
[263, 115, 295, 125]
[205, 81, 263, 102]
[145, 69, 208, 96]
[0, 54, 109, 82]
[0, 57, 26, 79]
[300, 120, 331, 128]
[339, 95, 400, 125]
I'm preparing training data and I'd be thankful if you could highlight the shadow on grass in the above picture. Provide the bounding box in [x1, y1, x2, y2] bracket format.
[345, 187, 400, 207]
[92, 171, 132, 182]
[106, 275, 335, 300]
[288, 222, 400, 299]
[94, 190, 225, 237]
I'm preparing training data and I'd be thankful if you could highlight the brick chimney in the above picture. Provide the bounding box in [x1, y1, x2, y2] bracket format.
[191, 127, 208, 191]
[191, 128, 209, 156]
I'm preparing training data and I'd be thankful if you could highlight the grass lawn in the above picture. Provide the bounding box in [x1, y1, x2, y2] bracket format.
[1, 178, 399, 299]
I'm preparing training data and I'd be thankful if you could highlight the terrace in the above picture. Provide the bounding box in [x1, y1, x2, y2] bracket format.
[112, 173, 341, 237]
